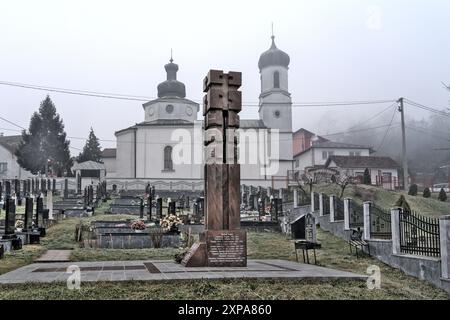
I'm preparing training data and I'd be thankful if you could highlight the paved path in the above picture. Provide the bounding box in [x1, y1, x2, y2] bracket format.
[34, 250, 72, 263]
[0, 259, 367, 284]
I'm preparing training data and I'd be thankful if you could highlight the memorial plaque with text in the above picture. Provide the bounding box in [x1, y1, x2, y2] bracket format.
[206, 230, 246, 267]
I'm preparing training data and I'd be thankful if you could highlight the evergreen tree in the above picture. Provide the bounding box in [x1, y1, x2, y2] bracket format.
[408, 184, 418, 196]
[77, 128, 103, 163]
[395, 195, 411, 211]
[363, 168, 371, 185]
[423, 187, 431, 198]
[438, 188, 448, 202]
[16, 96, 72, 176]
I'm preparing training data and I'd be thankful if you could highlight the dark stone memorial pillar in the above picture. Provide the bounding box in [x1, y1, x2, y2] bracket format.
[2, 198, 22, 249]
[182, 70, 246, 267]
[0, 182, 2, 202]
[52, 179, 56, 195]
[168, 201, 176, 215]
[24, 197, 33, 230]
[156, 197, 163, 219]
[64, 178, 69, 199]
[139, 198, 144, 219]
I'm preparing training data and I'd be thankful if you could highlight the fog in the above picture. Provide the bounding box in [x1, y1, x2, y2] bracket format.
[0, 0, 449, 155]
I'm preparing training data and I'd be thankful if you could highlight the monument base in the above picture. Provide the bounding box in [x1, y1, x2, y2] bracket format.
[182, 229, 247, 267]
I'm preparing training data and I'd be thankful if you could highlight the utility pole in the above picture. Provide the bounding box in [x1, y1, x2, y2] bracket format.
[398, 97, 409, 191]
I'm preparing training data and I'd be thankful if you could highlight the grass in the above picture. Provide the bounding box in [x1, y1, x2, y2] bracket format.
[1, 195, 450, 299]
[1, 225, 450, 299]
[314, 184, 450, 217]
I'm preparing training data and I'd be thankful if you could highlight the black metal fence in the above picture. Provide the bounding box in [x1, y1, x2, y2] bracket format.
[298, 191, 311, 206]
[334, 197, 345, 221]
[322, 194, 330, 215]
[399, 209, 440, 257]
[370, 204, 391, 239]
[313, 193, 320, 211]
[349, 201, 364, 228]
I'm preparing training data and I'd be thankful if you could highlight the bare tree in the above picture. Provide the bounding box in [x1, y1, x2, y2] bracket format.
[334, 170, 354, 199]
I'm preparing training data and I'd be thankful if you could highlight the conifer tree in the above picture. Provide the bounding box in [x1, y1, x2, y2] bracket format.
[16, 95, 72, 176]
[77, 128, 103, 163]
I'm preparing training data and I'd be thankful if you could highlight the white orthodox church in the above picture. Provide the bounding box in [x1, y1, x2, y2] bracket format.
[105, 35, 294, 188]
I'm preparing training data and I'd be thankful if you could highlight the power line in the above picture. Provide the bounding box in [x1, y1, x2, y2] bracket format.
[0, 80, 396, 107]
[347, 102, 397, 130]
[376, 106, 398, 151]
[404, 99, 450, 118]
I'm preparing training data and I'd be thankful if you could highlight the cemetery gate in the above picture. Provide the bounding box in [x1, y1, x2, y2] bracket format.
[399, 209, 440, 257]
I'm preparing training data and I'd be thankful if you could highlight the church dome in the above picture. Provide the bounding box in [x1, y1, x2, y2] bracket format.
[258, 36, 290, 71]
[157, 59, 186, 98]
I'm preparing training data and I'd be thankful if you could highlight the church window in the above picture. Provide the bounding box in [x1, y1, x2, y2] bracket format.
[166, 104, 174, 114]
[274, 110, 281, 118]
[273, 71, 280, 88]
[164, 146, 173, 171]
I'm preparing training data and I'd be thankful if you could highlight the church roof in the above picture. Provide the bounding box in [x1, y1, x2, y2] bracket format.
[157, 58, 186, 98]
[101, 148, 117, 158]
[258, 35, 290, 71]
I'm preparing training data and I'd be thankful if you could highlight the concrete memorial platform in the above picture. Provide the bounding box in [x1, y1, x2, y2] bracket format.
[0, 259, 367, 284]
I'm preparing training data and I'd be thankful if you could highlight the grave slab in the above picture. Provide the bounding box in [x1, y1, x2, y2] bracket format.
[0, 259, 367, 284]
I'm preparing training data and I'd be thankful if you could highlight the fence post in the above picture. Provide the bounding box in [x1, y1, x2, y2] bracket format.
[293, 188, 298, 208]
[391, 208, 401, 255]
[311, 192, 315, 212]
[363, 201, 371, 240]
[344, 198, 350, 230]
[439, 216, 450, 279]
[319, 193, 324, 217]
[330, 195, 335, 222]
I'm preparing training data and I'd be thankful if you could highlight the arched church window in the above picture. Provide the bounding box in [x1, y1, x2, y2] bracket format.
[273, 71, 280, 88]
[164, 146, 173, 171]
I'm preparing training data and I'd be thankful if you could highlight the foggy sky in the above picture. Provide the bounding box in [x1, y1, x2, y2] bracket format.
[0, 0, 449, 154]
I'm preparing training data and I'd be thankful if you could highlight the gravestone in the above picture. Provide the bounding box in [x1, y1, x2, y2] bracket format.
[24, 197, 33, 230]
[258, 197, 265, 221]
[76, 174, 82, 195]
[64, 178, 69, 199]
[31, 179, 35, 195]
[139, 198, 144, 219]
[183, 70, 246, 267]
[5, 180, 11, 198]
[291, 213, 317, 243]
[0, 182, 2, 202]
[1, 198, 22, 249]
[35, 196, 46, 236]
[156, 198, 163, 219]
[46, 191, 53, 219]
[3, 198, 16, 237]
[168, 201, 176, 215]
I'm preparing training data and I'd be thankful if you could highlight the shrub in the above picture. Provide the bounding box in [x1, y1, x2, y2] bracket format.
[395, 195, 411, 211]
[438, 188, 448, 202]
[408, 184, 418, 196]
[423, 188, 431, 198]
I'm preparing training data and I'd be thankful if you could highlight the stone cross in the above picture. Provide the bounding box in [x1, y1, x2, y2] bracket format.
[182, 70, 246, 267]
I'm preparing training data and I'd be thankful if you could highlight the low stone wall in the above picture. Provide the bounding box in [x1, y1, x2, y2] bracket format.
[367, 239, 450, 292]
[241, 221, 281, 233]
[95, 232, 180, 249]
[316, 214, 350, 242]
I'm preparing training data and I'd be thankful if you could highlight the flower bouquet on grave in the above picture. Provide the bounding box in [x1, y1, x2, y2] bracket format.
[160, 214, 183, 234]
[15, 220, 24, 232]
[130, 220, 146, 233]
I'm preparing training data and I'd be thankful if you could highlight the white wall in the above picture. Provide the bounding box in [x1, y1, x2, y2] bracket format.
[102, 157, 116, 178]
[0, 145, 35, 179]
[312, 148, 370, 166]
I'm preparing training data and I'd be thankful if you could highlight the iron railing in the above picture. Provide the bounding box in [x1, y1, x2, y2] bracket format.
[322, 194, 330, 215]
[313, 193, 320, 211]
[349, 201, 364, 228]
[399, 209, 440, 257]
[370, 204, 391, 239]
[334, 197, 345, 221]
